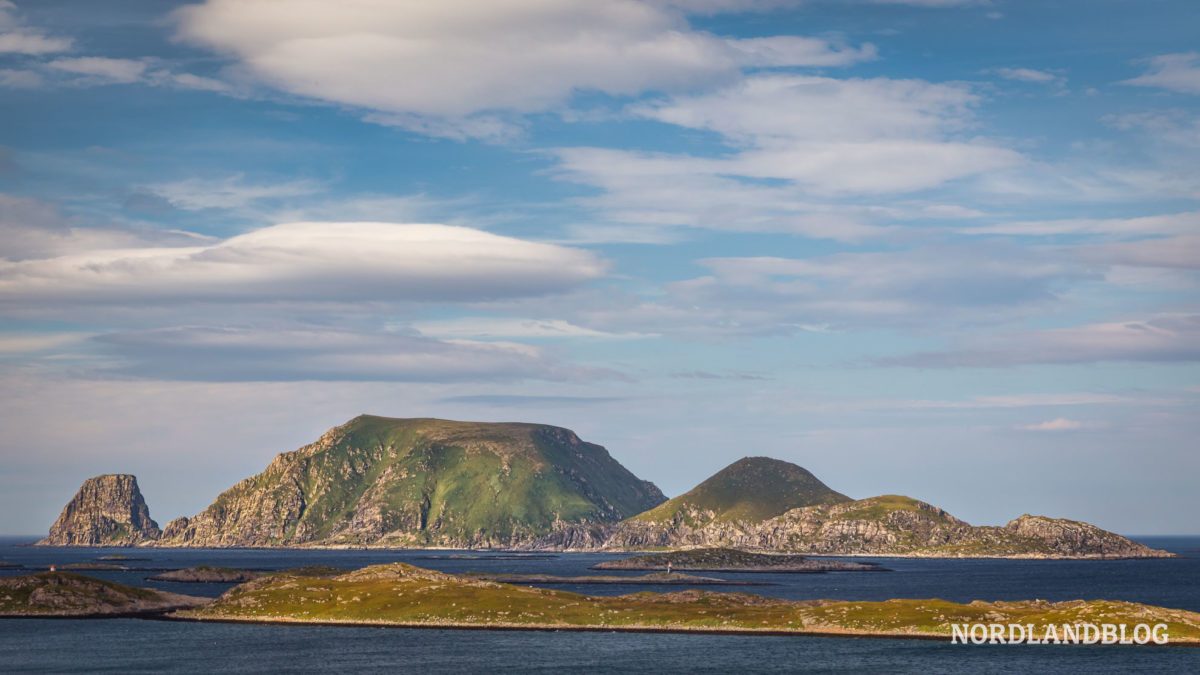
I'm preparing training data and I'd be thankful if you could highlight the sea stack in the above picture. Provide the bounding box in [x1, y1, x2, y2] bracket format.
[38, 474, 161, 546]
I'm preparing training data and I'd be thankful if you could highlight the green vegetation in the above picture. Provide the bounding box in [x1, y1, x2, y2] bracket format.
[631, 457, 849, 526]
[833, 495, 939, 521]
[162, 415, 665, 547]
[178, 563, 1200, 643]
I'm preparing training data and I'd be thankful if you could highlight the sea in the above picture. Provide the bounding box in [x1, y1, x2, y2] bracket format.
[2, 536, 1198, 674]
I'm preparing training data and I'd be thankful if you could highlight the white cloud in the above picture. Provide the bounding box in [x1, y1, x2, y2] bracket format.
[675, 247, 1083, 323]
[1080, 234, 1200, 271]
[960, 211, 1200, 271]
[551, 75, 1022, 239]
[413, 317, 655, 340]
[0, 1, 72, 55]
[173, 0, 874, 139]
[145, 175, 322, 211]
[47, 57, 148, 84]
[883, 314, 1200, 367]
[0, 332, 88, 354]
[1019, 418, 1084, 432]
[725, 36, 877, 68]
[540, 244, 1090, 338]
[0, 193, 199, 261]
[990, 67, 1063, 85]
[165, 72, 236, 94]
[636, 74, 980, 143]
[1123, 52, 1200, 95]
[0, 221, 607, 306]
[962, 211, 1200, 237]
[0, 67, 40, 87]
[93, 326, 612, 383]
[550, 147, 888, 241]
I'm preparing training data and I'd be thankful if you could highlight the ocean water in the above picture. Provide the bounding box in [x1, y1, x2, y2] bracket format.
[2, 536, 1198, 673]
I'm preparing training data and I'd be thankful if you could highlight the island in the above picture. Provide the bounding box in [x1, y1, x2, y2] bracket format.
[592, 548, 887, 573]
[0, 572, 209, 617]
[464, 571, 769, 586]
[35, 416, 1175, 559]
[147, 566, 262, 583]
[169, 563, 1200, 644]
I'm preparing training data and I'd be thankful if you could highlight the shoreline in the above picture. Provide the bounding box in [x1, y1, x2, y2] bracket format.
[16, 542, 1179, 561]
[159, 612, 1200, 647]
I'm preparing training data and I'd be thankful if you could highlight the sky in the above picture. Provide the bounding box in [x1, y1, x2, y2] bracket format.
[1, 0, 1197, 536]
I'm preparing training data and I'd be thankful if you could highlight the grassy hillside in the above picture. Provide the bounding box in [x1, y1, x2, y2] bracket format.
[160, 416, 665, 547]
[631, 457, 849, 526]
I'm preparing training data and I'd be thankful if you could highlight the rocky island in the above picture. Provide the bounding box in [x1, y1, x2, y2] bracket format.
[592, 548, 886, 573]
[38, 474, 161, 547]
[465, 571, 767, 586]
[147, 567, 262, 583]
[0, 572, 208, 617]
[531, 458, 1174, 559]
[34, 416, 1174, 559]
[170, 563, 1200, 644]
[155, 415, 666, 548]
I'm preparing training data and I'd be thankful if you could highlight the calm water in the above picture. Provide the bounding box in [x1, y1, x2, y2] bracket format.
[2, 536, 1198, 673]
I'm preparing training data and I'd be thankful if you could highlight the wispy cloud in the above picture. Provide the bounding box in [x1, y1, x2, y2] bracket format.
[989, 67, 1064, 85]
[413, 317, 655, 340]
[92, 326, 615, 383]
[1123, 52, 1200, 95]
[0, 1, 72, 55]
[1018, 417, 1085, 432]
[881, 315, 1200, 367]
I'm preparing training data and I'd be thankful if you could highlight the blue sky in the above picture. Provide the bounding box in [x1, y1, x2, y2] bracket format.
[1, 0, 1197, 534]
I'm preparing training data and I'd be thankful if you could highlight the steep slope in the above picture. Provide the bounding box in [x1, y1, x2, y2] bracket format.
[601, 457, 850, 549]
[158, 415, 665, 548]
[37, 475, 161, 546]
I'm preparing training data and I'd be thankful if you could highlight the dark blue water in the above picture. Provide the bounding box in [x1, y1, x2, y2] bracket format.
[2, 536, 1198, 673]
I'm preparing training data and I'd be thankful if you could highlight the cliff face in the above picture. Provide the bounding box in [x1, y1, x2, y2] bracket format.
[37, 474, 161, 547]
[157, 415, 665, 548]
[530, 464, 1173, 559]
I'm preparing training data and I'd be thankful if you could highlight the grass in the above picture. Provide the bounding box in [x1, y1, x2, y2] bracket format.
[177, 415, 665, 547]
[632, 457, 849, 526]
[177, 563, 1200, 643]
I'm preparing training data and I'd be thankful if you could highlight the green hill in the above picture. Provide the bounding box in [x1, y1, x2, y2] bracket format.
[632, 457, 850, 526]
[157, 415, 665, 548]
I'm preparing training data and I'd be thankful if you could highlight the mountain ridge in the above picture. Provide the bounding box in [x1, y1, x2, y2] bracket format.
[35, 417, 1173, 558]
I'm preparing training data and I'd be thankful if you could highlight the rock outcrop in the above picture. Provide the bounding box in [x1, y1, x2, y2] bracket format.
[528, 461, 1173, 559]
[37, 474, 161, 547]
[0, 572, 207, 616]
[157, 415, 666, 548]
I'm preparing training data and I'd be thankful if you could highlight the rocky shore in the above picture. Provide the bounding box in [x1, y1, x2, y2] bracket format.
[592, 548, 888, 573]
[0, 572, 209, 617]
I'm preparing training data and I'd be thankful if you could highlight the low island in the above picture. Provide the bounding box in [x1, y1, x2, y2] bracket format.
[0, 572, 209, 617]
[465, 571, 768, 586]
[148, 567, 262, 583]
[167, 563, 1200, 644]
[593, 548, 887, 573]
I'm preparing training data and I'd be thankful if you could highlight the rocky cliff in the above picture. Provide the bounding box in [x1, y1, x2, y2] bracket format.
[529, 461, 1173, 559]
[37, 474, 161, 546]
[157, 415, 665, 548]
